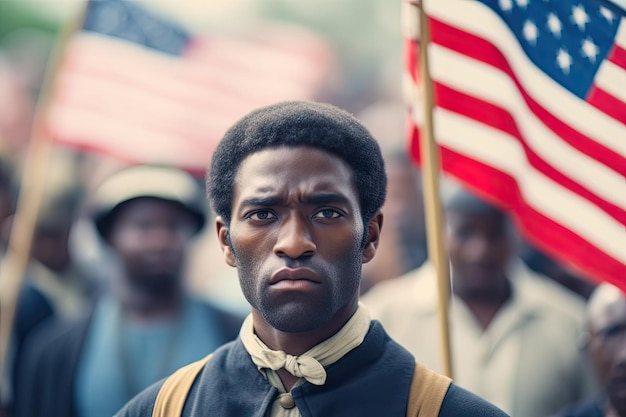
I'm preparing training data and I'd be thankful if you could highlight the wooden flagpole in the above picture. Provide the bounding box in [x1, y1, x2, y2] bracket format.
[0, 1, 88, 384]
[415, 0, 453, 378]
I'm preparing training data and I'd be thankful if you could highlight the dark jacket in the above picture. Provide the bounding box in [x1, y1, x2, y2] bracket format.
[116, 321, 509, 417]
[14, 298, 243, 417]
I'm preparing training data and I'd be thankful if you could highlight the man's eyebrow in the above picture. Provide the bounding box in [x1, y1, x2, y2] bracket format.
[240, 193, 350, 208]
[240, 196, 282, 208]
[303, 193, 350, 205]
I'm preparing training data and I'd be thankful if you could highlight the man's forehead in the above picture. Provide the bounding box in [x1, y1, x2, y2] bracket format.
[232, 147, 356, 199]
[240, 145, 337, 162]
[236, 147, 350, 177]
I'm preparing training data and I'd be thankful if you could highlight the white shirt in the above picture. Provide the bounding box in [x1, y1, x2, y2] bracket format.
[361, 261, 597, 417]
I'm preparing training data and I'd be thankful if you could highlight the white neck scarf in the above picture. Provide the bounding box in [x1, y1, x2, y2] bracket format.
[240, 305, 371, 387]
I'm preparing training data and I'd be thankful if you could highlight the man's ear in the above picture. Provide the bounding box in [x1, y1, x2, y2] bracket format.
[362, 211, 383, 264]
[216, 216, 236, 267]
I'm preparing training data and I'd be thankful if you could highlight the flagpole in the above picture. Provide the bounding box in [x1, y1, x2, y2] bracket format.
[415, 0, 453, 378]
[0, 1, 88, 384]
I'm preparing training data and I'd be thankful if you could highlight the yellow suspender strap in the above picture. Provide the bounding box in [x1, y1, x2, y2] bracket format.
[406, 361, 452, 417]
[151, 354, 213, 417]
[152, 356, 449, 417]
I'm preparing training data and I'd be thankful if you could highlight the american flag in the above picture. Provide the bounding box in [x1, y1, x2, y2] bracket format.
[405, 0, 625, 292]
[45, 0, 333, 174]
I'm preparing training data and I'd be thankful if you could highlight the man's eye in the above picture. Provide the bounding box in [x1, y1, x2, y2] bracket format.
[314, 209, 341, 219]
[248, 211, 275, 221]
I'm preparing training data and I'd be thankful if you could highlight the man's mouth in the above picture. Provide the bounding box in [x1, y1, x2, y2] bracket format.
[269, 267, 321, 291]
[270, 267, 321, 284]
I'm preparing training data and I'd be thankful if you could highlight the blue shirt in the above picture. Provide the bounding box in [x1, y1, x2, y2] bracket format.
[75, 295, 224, 417]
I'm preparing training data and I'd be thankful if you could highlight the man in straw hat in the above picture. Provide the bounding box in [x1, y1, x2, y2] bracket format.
[15, 165, 243, 417]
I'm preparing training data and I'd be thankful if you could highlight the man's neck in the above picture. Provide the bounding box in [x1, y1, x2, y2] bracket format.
[118, 284, 183, 323]
[454, 279, 512, 330]
[251, 304, 357, 356]
[454, 275, 511, 304]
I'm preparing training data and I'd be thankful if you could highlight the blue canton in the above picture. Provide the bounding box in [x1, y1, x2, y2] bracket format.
[82, 0, 190, 55]
[479, 0, 623, 98]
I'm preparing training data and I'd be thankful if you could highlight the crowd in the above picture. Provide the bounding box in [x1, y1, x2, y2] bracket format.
[0, 36, 620, 417]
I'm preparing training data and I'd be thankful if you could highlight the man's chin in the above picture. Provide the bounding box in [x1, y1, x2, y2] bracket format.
[131, 274, 179, 295]
[262, 303, 329, 333]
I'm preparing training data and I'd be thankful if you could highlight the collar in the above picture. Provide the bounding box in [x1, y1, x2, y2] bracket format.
[240, 305, 371, 388]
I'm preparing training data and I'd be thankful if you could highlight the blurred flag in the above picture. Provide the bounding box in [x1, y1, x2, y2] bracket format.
[405, 0, 625, 291]
[45, 0, 333, 173]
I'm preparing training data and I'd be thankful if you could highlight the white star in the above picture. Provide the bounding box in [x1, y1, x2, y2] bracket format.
[547, 13, 562, 37]
[499, 0, 513, 12]
[516, 0, 529, 8]
[600, 6, 615, 23]
[571, 4, 589, 31]
[557, 48, 572, 74]
[581, 38, 599, 63]
[523, 20, 538, 44]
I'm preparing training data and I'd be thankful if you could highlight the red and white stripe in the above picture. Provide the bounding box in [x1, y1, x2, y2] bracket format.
[46, 27, 334, 174]
[405, 0, 626, 291]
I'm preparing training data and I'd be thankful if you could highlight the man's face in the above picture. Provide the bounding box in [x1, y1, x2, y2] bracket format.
[32, 221, 72, 272]
[588, 296, 626, 413]
[446, 210, 513, 296]
[219, 146, 377, 333]
[108, 198, 196, 294]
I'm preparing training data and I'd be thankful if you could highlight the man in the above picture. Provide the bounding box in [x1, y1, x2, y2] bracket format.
[9, 186, 97, 409]
[116, 101, 507, 416]
[362, 186, 597, 417]
[553, 284, 626, 417]
[15, 165, 243, 417]
[1, 160, 96, 416]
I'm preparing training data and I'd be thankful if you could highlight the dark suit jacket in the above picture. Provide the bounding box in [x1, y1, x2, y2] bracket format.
[116, 321, 509, 417]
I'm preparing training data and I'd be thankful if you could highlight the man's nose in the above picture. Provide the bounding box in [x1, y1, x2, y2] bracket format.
[466, 237, 491, 261]
[273, 214, 316, 259]
[146, 224, 185, 249]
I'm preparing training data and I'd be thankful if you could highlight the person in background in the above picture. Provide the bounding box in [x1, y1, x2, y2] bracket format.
[8, 186, 98, 410]
[115, 101, 508, 417]
[362, 185, 597, 417]
[14, 165, 244, 417]
[1, 156, 96, 416]
[552, 284, 626, 417]
[12, 185, 90, 329]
